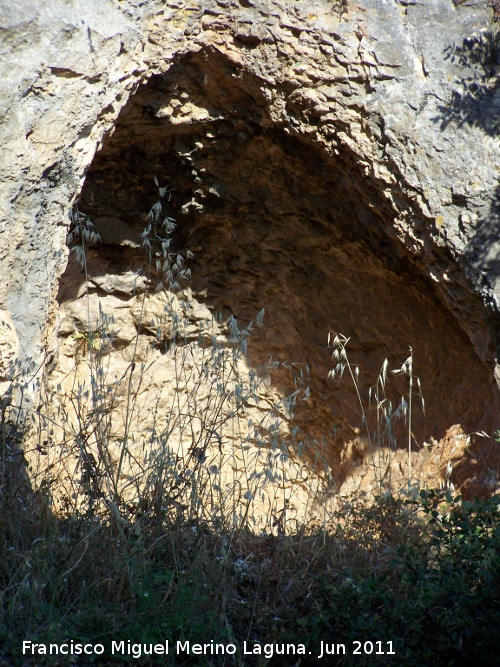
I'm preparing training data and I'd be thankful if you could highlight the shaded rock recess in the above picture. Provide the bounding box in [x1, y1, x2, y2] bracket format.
[1, 0, 500, 494]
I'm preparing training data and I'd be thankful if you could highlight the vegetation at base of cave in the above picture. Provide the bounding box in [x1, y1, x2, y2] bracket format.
[1, 472, 499, 666]
[1, 189, 499, 666]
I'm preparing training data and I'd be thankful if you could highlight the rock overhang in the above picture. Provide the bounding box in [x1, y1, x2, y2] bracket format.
[1, 0, 499, 449]
[70, 45, 498, 453]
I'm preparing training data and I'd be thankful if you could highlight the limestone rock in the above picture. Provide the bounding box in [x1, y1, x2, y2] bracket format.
[1, 0, 500, 502]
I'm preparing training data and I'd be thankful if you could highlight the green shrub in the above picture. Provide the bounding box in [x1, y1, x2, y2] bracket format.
[310, 490, 500, 666]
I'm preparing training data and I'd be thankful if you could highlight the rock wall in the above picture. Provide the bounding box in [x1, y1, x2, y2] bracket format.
[1, 0, 500, 488]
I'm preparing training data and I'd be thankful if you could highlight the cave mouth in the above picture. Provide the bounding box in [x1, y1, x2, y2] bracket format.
[58, 50, 494, 477]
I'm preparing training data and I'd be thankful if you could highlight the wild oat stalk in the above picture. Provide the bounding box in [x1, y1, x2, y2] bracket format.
[48, 181, 326, 535]
[328, 334, 425, 489]
[328, 332, 371, 446]
[392, 347, 425, 483]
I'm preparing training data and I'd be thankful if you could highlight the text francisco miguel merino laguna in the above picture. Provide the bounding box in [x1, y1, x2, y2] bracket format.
[24, 639, 392, 659]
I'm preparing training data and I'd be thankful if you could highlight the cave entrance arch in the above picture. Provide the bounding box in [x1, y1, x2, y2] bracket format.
[57, 49, 495, 484]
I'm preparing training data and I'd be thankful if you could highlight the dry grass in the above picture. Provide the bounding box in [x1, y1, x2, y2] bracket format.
[1, 189, 498, 666]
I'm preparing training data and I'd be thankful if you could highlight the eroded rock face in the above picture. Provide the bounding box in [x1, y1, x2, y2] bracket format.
[70, 61, 493, 450]
[1, 0, 500, 495]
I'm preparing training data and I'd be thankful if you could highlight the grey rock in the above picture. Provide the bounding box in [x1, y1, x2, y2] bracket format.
[0, 0, 499, 449]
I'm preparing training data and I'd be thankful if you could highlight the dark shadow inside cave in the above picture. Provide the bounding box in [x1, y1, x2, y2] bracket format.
[58, 49, 496, 473]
